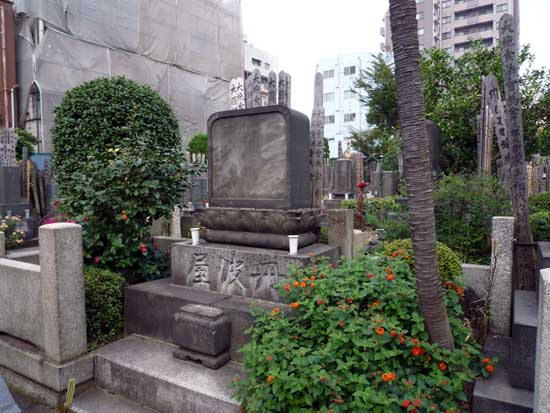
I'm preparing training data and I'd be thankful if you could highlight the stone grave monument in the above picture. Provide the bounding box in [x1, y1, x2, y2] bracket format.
[332, 158, 353, 199]
[0, 128, 30, 217]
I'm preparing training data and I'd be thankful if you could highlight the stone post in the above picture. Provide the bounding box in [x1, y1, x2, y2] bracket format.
[171, 205, 182, 238]
[245, 69, 262, 109]
[278, 71, 291, 107]
[0, 232, 5, 258]
[328, 209, 353, 260]
[267, 71, 277, 105]
[39, 223, 87, 364]
[534, 268, 550, 412]
[310, 72, 325, 208]
[490, 216, 514, 336]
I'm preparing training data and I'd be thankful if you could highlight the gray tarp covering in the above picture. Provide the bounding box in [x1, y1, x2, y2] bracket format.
[14, 0, 243, 152]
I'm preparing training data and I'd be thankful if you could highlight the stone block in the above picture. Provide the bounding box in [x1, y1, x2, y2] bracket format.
[0, 167, 22, 204]
[72, 387, 157, 413]
[462, 263, 491, 298]
[534, 268, 550, 412]
[491, 216, 514, 336]
[381, 172, 397, 197]
[333, 159, 352, 195]
[173, 305, 231, 356]
[327, 209, 353, 260]
[208, 105, 311, 209]
[323, 199, 342, 210]
[152, 236, 185, 255]
[352, 230, 366, 259]
[510, 290, 538, 390]
[39, 223, 87, 364]
[171, 241, 338, 301]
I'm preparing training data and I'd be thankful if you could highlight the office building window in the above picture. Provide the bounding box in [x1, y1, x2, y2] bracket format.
[344, 66, 356, 76]
[344, 90, 354, 100]
[442, 31, 451, 40]
[324, 92, 335, 102]
[442, 16, 451, 24]
[418, 28, 425, 35]
[325, 115, 335, 124]
[442, 0, 451, 7]
[416, 11, 424, 20]
[264, 62, 270, 70]
[416, 0, 424, 3]
[496, 3, 508, 12]
[323, 69, 335, 79]
[251, 58, 261, 66]
[344, 113, 356, 122]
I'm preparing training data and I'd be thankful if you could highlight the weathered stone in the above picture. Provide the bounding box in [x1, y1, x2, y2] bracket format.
[245, 69, 262, 109]
[170, 206, 182, 238]
[535, 269, 550, 412]
[462, 263, 491, 299]
[352, 230, 366, 259]
[267, 71, 277, 105]
[278, 71, 291, 107]
[173, 305, 231, 357]
[333, 159, 352, 195]
[173, 348, 231, 370]
[229, 77, 245, 110]
[327, 209, 353, 260]
[0, 167, 22, 204]
[171, 241, 339, 301]
[0, 129, 18, 167]
[72, 387, 157, 413]
[208, 105, 311, 210]
[39, 223, 87, 364]
[0, 374, 19, 413]
[381, 171, 397, 197]
[310, 72, 325, 209]
[204, 229, 317, 250]
[510, 290, 537, 390]
[490, 216, 514, 336]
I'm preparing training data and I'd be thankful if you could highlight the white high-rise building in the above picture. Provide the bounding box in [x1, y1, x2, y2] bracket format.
[243, 40, 279, 105]
[316, 53, 371, 159]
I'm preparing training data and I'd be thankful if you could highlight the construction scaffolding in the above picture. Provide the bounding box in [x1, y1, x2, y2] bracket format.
[14, 0, 243, 152]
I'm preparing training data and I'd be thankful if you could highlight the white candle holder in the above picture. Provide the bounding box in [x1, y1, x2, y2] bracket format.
[344, 193, 349, 200]
[288, 235, 299, 255]
[191, 228, 200, 246]
[24, 209, 31, 219]
[6, 210, 12, 218]
[328, 193, 333, 200]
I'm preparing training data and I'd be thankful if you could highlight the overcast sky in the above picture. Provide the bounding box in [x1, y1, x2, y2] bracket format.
[242, 0, 550, 117]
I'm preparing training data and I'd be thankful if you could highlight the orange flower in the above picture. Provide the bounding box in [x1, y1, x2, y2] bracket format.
[387, 274, 394, 281]
[404, 255, 410, 259]
[486, 364, 494, 373]
[390, 329, 397, 338]
[271, 308, 281, 316]
[310, 283, 315, 289]
[385, 266, 392, 274]
[290, 302, 300, 309]
[411, 346, 424, 357]
[381, 372, 396, 382]
[284, 284, 291, 292]
[267, 375, 274, 384]
[372, 300, 381, 307]
[439, 362, 447, 372]
[310, 275, 316, 281]
[300, 281, 307, 288]
[293, 281, 300, 288]
[317, 299, 325, 305]
[482, 357, 490, 364]
[376, 327, 385, 336]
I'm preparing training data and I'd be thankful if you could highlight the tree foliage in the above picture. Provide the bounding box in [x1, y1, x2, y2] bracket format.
[14, 128, 37, 160]
[187, 133, 208, 155]
[354, 44, 550, 174]
[52, 77, 195, 283]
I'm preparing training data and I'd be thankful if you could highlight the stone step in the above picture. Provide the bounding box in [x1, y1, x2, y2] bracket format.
[72, 387, 158, 413]
[473, 335, 533, 413]
[510, 290, 538, 390]
[94, 334, 242, 413]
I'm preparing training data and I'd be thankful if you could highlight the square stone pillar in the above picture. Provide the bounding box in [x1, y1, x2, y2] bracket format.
[490, 216, 514, 336]
[328, 209, 354, 260]
[535, 269, 550, 412]
[39, 223, 87, 364]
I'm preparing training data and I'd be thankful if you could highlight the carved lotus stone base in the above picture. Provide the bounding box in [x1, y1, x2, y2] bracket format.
[171, 240, 339, 302]
[194, 207, 322, 250]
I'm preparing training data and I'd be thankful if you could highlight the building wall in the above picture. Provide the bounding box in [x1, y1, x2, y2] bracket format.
[381, 0, 517, 57]
[316, 53, 371, 159]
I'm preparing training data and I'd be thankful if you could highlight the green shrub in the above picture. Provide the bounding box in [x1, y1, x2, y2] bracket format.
[434, 174, 511, 264]
[84, 266, 126, 347]
[530, 211, 550, 242]
[52, 77, 196, 283]
[187, 133, 208, 155]
[14, 128, 37, 160]
[381, 238, 463, 285]
[530, 191, 550, 215]
[235, 255, 491, 412]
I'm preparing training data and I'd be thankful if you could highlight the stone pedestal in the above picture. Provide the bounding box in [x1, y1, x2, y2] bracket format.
[171, 241, 339, 302]
[327, 209, 354, 260]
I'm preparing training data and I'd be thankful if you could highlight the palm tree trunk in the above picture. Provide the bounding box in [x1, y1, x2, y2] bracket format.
[389, 0, 455, 349]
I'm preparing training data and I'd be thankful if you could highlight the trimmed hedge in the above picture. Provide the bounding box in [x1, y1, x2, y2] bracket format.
[530, 211, 550, 242]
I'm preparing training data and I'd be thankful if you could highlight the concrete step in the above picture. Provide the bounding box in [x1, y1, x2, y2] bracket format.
[72, 387, 158, 413]
[94, 334, 242, 413]
[510, 290, 538, 390]
[473, 335, 533, 413]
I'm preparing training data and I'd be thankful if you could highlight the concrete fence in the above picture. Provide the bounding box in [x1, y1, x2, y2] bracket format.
[0, 223, 93, 405]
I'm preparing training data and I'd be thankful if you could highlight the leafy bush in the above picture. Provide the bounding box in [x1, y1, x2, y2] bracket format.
[0, 215, 25, 249]
[381, 239, 463, 286]
[84, 266, 126, 347]
[52, 77, 195, 283]
[530, 191, 550, 215]
[235, 255, 491, 412]
[530, 211, 550, 242]
[187, 133, 208, 155]
[14, 128, 37, 160]
[434, 174, 511, 264]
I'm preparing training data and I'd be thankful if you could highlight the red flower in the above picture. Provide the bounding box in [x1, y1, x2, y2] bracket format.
[387, 274, 394, 281]
[94, 256, 101, 264]
[140, 243, 147, 253]
[346, 298, 353, 304]
[317, 299, 325, 305]
[439, 362, 447, 372]
[83, 216, 89, 222]
[390, 329, 397, 338]
[284, 284, 291, 292]
[376, 327, 385, 336]
[266, 355, 273, 361]
[153, 244, 159, 251]
[412, 347, 423, 357]
[403, 400, 411, 408]
[358, 181, 368, 190]
[53, 199, 61, 208]
[486, 364, 494, 373]
[482, 357, 490, 364]
[338, 320, 345, 328]
[414, 399, 422, 407]
[267, 375, 274, 384]
[367, 273, 374, 279]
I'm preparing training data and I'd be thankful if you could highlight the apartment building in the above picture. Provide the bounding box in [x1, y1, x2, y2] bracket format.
[315, 53, 371, 159]
[243, 40, 279, 105]
[381, 0, 519, 57]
